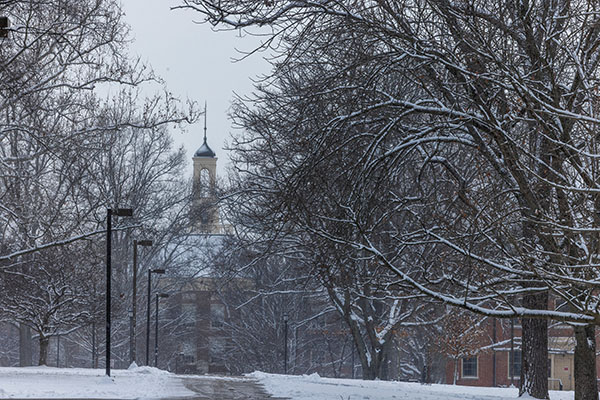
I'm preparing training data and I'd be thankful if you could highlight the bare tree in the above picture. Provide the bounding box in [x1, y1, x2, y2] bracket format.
[218, 56, 445, 380]
[175, 1, 600, 398]
[0, 0, 197, 366]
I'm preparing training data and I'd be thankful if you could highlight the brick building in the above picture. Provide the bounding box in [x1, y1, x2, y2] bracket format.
[164, 276, 231, 374]
[445, 318, 599, 390]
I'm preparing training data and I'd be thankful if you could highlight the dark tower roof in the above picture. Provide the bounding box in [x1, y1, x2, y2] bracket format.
[194, 138, 216, 158]
[194, 101, 216, 158]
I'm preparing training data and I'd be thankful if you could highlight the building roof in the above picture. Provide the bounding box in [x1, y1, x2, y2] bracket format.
[160, 232, 226, 278]
[194, 138, 216, 158]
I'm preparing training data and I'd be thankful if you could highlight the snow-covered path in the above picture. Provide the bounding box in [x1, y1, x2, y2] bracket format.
[250, 372, 575, 400]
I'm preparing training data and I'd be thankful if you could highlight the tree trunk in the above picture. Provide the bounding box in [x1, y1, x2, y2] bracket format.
[19, 324, 32, 367]
[39, 336, 49, 366]
[574, 324, 598, 400]
[379, 353, 389, 381]
[422, 348, 431, 384]
[361, 359, 377, 380]
[519, 292, 549, 399]
[377, 340, 393, 381]
[453, 357, 458, 384]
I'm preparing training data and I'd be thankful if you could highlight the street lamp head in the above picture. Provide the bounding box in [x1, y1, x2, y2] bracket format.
[158, 293, 169, 299]
[114, 208, 133, 217]
[138, 240, 153, 247]
[151, 268, 166, 274]
[283, 312, 288, 322]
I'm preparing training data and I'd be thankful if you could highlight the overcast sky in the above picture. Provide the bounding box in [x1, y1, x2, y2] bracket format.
[121, 0, 269, 177]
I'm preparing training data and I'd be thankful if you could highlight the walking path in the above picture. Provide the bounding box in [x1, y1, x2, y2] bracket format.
[181, 375, 289, 400]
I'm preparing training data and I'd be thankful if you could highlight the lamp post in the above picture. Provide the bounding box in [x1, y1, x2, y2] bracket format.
[0, 17, 9, 38]
[155, 293, 169, 367]
[91, 321, 96, 368]
[131, 239, 152, 365]
[128, 309, 134, 365]
[146, 268, 165, 365]
[510, 318, 515, 386]
[283, 312, 288, 375]
[106, 207, 133, 377]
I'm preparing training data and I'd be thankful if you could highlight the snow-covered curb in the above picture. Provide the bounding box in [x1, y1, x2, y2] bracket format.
[247, 371, 575, 400]
[0, 365, 195, 398]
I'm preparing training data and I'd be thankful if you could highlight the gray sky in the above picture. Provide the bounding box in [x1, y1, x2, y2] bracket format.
[121, 0, 269, 177]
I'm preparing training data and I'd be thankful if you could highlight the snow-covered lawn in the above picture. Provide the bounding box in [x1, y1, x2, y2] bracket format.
[0, 365, 194, 398]
[250, 372, 575, 400]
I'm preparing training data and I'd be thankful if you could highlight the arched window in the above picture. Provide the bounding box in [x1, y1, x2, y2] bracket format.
[199, 168, 210, 196]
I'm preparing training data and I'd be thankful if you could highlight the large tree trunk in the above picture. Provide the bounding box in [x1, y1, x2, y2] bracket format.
[38, 336, 49, 366]
[377, 340, 394, 381]
[358, 346, 386, 380]
[19, 324, 32, 367]
[574, 324, 598, 400]
[519, 292, 549, 399]
[360, 356, 377, 380]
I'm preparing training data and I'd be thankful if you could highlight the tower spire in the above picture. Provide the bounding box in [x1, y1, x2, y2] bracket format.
[193, 101, 216, 158]
[203, 101, 207, 143]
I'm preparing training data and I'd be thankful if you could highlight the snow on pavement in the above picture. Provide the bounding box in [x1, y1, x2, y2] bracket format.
[0, 365, 195, 399]
[249, 372, 575, 400]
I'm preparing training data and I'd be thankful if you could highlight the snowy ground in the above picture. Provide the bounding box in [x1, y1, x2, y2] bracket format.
[249, 372, 575, 400]
[0, 366, 581, 399]
[0, 365, 194, 398]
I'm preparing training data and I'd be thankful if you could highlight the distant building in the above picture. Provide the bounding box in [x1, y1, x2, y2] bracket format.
[167, 277, 230, 374]
[164, 116, 233, 374]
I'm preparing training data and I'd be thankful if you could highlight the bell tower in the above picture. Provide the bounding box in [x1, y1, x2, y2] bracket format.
[192, 104, 219, 233]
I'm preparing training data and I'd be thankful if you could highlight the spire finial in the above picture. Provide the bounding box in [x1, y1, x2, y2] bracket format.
[203, 101, 207, 143]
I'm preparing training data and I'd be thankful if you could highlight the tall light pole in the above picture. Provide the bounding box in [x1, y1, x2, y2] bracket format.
[106, 207, 133, 377]
[283, 312, 288, 375]
[128, 309, 133, 366]
[146, 268, 165, 365]
[510, 318, 515, 386]
[131, 239, 152, 365]
[155, 293, 169, 367]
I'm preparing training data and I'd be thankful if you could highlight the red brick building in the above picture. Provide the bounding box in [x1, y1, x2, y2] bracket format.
[445, 318, 600, 390]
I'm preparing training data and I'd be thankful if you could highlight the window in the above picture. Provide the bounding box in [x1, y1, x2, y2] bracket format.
[506, 318, 521, 329]
[209, 337, 226, 365]
[182, 292, 196, 302]
[182, 341, 196, 364]
[462, 357, 478, 378]
[509, 350, 521, 378]
[200, 210, 209, 225]
[199, 169, 211, 197]
[211, 303, 225, 328]
[182, 303, 196, 330]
